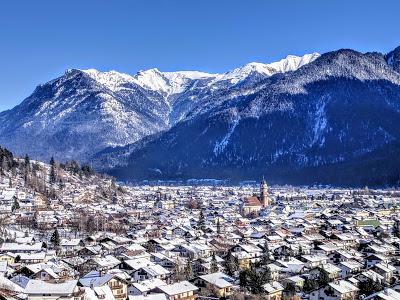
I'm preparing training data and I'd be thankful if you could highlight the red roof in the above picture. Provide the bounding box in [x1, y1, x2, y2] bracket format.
[244, 196, 262, 207]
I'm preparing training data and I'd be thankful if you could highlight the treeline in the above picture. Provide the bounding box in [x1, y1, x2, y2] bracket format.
[0, 145, 114, 199]
[0, 146, 17, 175]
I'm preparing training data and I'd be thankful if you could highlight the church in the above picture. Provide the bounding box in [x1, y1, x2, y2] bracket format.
[241, 179, 271, 215]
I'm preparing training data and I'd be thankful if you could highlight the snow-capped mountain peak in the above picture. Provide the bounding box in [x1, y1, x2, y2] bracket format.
[74, 53, 319, 97]
[209, 52, 320, 85]
[133, 68, 215, 95]
[267, 52, 320, 73]
[81, 68, 137, 92]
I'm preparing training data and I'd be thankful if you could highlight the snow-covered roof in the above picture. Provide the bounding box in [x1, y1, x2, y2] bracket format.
[328, 280, 358, 294]
[157, 281, 198, 295]
[24, 279, 78, 295]
[198, 272, 234, 288]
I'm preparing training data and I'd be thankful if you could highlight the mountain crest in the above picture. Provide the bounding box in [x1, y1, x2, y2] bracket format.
[386, 46, 400, 73]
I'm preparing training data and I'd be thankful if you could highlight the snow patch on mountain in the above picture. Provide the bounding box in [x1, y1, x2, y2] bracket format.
[214, 117, 240, 156]
[311, 100, 328, 147]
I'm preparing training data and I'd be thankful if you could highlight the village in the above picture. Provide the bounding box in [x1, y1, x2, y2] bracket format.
[1, 154, 400, 299]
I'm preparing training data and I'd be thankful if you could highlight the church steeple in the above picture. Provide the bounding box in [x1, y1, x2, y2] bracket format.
[260, 178, 270, 207]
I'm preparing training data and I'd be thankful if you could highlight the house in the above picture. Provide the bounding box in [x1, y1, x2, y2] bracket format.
[83, 285, 115, 300]
[231, 251, 253, 269]
[373, 262, 396, 284]
[366, 254, 390, 268]
[79, 271, 129, 299]
[17, 252, 47, 264]
[60, 238, 84, 254]
[129, 278, 167, 296]
[129, 294, 167, 300]
[120, 258, 170, 282]
[77, 245, 101, 257]
[155, 281, 198, 300]
[0, 242, 42, 253]
[86, 255, 121, 274]
[274, 258, 305, 274]
[0, 252, 16, 265]
[301, 254, 329, 269]
[231, 243, 262, 263]
[329, 250, 355, 264]
[17, 262, 72, 282]
[132, 264, 170, 282]
[309, 280, 358, 300]
[356, 270, 385, 284]
[24, 279, 84, 300]
[284, 275, 305, 289]
[193, 272, 234, 298]
[338, 260, 363, 279]
[364, 288, 400, 300]
[150, 253, 181, 271]
[267, 263, 283, 281]
[262, 281, 284, 300]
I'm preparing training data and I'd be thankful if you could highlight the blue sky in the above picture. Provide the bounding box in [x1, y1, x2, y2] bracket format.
[1, 0, 399, 111]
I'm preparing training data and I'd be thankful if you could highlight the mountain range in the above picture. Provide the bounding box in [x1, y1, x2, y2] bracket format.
[1, 47, 400, 186]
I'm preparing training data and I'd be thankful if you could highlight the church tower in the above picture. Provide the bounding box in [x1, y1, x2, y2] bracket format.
[260, 178, 270, 207]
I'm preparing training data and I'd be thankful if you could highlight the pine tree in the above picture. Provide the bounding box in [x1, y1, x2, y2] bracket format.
[393, 220, 400, 238]
[285, 282, 296, 297]
[210, 253, 219, 273]
[303, 277, 318, 292]
[359, 278, 383, 296]
[49, 157, 56, 184]
[261, 240, 270, 265]
[224, 250, 239, 277]
[318, 267, 331, 287]
[184, 259, 194, 279]
[239, 269, 249, 289]
[298, 244, 304, 257]
[50, 228, 60, 248]
[246, 263, 269, 294]
[11, 196, 20, 212]
[262, 266, 272, 283]
[24, 154, 30, 169]
[198, 209, 205, 231]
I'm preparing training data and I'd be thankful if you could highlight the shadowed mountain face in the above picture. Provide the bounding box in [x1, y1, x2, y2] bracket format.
[108, 49, 400, 186]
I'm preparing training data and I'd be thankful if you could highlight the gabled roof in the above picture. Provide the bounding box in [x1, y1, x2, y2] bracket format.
[158, 281, 198, 295]
[198, 272, 234, 288]
[243, 196, 262, 207]
[92, 255, 120, 268]
[80, 271, 129, 289]
[131, 278, 167, 293]
[24, 279, 78, 295]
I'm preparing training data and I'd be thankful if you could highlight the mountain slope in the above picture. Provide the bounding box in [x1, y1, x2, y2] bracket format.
[109, 48, 400, 186]
[0, 53, 318, 163]
[0, 69, 170, 161]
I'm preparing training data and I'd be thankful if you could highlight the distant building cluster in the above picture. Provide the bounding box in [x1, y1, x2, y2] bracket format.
[1, 168, 400, 300]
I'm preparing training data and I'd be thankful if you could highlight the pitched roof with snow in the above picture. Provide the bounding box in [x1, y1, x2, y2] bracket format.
[24, 279, 78, 295]
[158, 281, 198, 295]
[198, 272, 234, 288]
